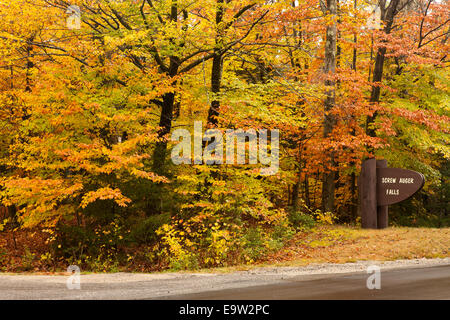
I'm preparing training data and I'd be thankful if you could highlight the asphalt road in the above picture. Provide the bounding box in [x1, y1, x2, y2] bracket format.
[161, 265, 450, 300]
[0, 264, 448, 300]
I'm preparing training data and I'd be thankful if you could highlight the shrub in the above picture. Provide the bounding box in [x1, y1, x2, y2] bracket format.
[314, 210, 337, 225]
[288, 210, 316, 230]
[20, 247, 35, 271]
[242, 226, 266, 262]
[129, 213, 171, 244]
[52, 216, 129, 270]
[0, 248, 7, 270]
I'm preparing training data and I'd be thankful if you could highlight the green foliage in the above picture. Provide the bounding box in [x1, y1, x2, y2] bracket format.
[129, 213, 171, 245]
[242, 227, 267, 262]
[20, 247, 35, 271]
[52, 217, 129, 271]
[288, 210, 316, 231]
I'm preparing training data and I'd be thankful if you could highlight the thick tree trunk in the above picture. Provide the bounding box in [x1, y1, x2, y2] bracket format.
[207, 52, 223, 125]
[151, 2, 181, 173]
[25, 37, 34, 93]
[321, 0, 337, 213]
[291, 178, 300, 211]
[350, 0, 358, 219]
[152, 49, 180, 172]
[366, 47, 387, 137]
[153, 91, 176, 172]
[8, 205, 17, 250]
[207, 0, 225, 126]
[304, 174, 311, 208]
[366, 0, 401, 137]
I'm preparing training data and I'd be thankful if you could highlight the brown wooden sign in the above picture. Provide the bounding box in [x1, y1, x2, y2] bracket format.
[359, 159, 425, 229]
[377, 168, 425, 206]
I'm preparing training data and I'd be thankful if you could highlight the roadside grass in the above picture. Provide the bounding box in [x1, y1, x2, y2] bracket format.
[256, 225, 450, 267]
[196, 225, 450, 273]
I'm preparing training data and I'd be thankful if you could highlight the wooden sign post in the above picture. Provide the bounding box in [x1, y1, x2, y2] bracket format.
[360, 159, 425, 229]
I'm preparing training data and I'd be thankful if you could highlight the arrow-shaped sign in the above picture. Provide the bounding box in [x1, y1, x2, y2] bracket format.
[377, 168, 425, 206]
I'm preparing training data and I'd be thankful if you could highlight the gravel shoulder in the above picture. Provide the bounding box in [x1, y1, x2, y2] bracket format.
[0, 257, 448, 300]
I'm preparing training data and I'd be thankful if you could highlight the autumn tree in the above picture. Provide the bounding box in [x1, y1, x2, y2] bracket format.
[321, 0, 338, 213]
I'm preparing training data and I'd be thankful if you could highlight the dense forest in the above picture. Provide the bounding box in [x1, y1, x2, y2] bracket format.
[0, 0, 448, 271]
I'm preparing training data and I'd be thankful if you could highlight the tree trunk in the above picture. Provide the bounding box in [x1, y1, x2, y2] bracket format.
[207, 53, 223, 125]
[153, 91, 176, 172]
[152, 2, 181, 173]
[321, 0, 337, 213]
[366, 0, 401, 137]
[304, 174, 311, 208]
[350, 0, 358, 219]
[8, 205, 17, 250]
[152, 52, 180, 173]
[207, 0, 225, 126]
[291, 179, 300, 211]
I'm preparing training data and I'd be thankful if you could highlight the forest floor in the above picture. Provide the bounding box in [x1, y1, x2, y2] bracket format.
[204, 225, 450, 273]
[252, 225, 450, 269]
[0, 225, 448, 273]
